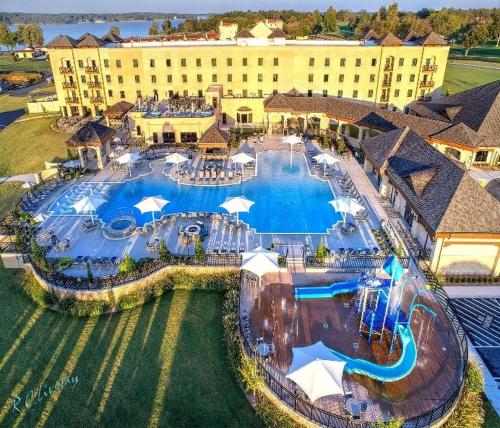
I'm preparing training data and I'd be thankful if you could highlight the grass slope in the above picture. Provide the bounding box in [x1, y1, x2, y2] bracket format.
[450, 41, 500, 60]
[442, 62, 500, 95]
[0, 54, 50, 72]
[0, 269, 259, 427]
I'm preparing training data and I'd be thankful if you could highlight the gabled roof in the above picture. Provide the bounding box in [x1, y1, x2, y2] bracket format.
[46, 34, 77, 48]
[416, 32, 447, 46]
[362, 29, 380, 41]
[103, 101, 134, 117]
[377, 32, 403, 46]
[76, 33, 105, 48]
[101, 30, 123, 44]
[236, 28, 254, 38]
[431, 123, 483, 149]
[286, 88, 304, 97]
[66, 121, 116, 147]
[403, 31, 419, 42]
[268, 28, 287, 38]
[198, 126, 230, 147]
[361, 127, 500, 234]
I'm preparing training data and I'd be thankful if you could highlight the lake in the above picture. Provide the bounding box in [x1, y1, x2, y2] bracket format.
[4, 19, 186, 49]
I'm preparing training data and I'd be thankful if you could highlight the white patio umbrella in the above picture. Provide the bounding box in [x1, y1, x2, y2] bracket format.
[313, 153, 339, 176]
[62, 159, 81, 169]
[165, 152, 189, 176]
[282, 134, 302, 168]
[116, 151, 141, 175]
[33, 213, 49, 223]
[241, 247, 280, 279]
[71, 195, 107, 225]
[220, 196, 254, 225]
[230, 152, 255, 175]
[329, 196, 364, 227]
[134, 196, 170, 222]
[286, 341, 346, 402]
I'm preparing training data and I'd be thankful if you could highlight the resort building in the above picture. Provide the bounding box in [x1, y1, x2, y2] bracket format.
[46, 20, 449, 131]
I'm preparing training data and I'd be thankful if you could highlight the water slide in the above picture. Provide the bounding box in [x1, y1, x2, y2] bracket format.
[294, 278, 390, 300]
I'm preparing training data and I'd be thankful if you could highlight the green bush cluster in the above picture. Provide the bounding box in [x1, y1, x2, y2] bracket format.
[254, 392, 302, 428]
[21, 271, 57, 308]
[59, 297, 108, 317]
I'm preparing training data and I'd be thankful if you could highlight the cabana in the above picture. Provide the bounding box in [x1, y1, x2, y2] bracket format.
[103, 101, 134, 126]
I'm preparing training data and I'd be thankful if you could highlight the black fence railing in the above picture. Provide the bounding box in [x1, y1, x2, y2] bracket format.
[305, 255, 410, 270]
[27, 253, 242, 290]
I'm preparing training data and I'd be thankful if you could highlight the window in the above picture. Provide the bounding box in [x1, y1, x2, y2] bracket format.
[353, 90, 358, 98]
[340, 58, 346, 67]
[354, 74, 360, 83]
[323, 90, 328, 97]
[258, 57, 263, 66]
[272, 89, 278, 95]
[242, 58, 248, 66]
[132, 59, 138, 67]
[371, 58, 377, 66]
[136, 125, 141, 135]
[242, 74, 247, 82]
[324, 58, 330, 67]
[307, 90, 312, 97]
[242, 89, 248, 97]
[180, 58, 186, 67]
[227, 89, 233, 96]
[258, 73, 263, 82]
[196, 58, 201, 67]
[407, 89, 413, 97]
[80, 75, 86, 83]
[394, 89, 400, 97]
[212, 74, 217, 83]
[182, 74, 187, 83]
[337, 90, 343, 98]
[105, 75, 111, 83]
[273, 58, 279, 66]
[409, 74, 415, 82]
[162, 132, 175, 143]
[166, 59, 171, 67]
[120, 91, 125, 99]
[181, 132, 197, 143]
[118, 75, 123, 84]
[152, 133, 158, 144]
[168, 90, 174, 97]
[370, 74, 375, 83]
[151, 75, 156, 83]
[475, 151, 489, 162]
[309, 58, 315, 66]
[115, 59, 121, 68]
[368, 89, 373, 97]
[197, 74, 202, 83]
[273, 74, 278, 82]
[108, 89, 113, 97]
[323, 74, 329, 83]
[258, 89, 263, 97]
[134, 75, 140, 83]
[355, 58, 361, 67]
[398, 58, 404, 66]
[412, 58, 418, 66]
[136, 90, 141, 98]
[103, 59, 109, 68]
[227, 58, 232, 66]
[198, 90, 203, 97]
[308, 74, 314, 83]
[445, 147, 461, 161]
[183, 90, 188, 97]
[211, 58, 217, 67]
[339, 74, 344, 83]
[227, 74, 232, 82]
[150, 59, 155, 67]
[78, 60, 84, 68]
[167, 75, 172, 83]
[83, 90, 89, 98]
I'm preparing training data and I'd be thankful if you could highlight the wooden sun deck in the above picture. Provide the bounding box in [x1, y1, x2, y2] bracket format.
[240, 272, 462, 422]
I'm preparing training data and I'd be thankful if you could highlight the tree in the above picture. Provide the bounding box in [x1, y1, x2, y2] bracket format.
[0, 22, 18, 51]
[149, 19, 159, 36]
[110, 25, 120, 35]
[315, 241, 329, 263]
[489, 9, 500, 47]
[162, 19, 172, 34]
[385, 3, 399, 34]
[429, 9, 463, 39]
[118, 253, 137, 274]
[194, 237, 206, 264]
[323, 7, 338, 33]
[336, 9, 350, 22]
[16, 23, 43, 47]
[158, 239, 170, 262]
[416, 8, 433, 20]
[463, 23, 489, 56]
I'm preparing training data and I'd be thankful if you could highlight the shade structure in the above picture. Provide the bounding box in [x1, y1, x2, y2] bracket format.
[134, 196, 170, 222]
[71, 195, 107, 224]
[165, 153, 189, 176]
[241, 247, 280, 278]
[116, 151, 141, 175]
[286, 341, 346, 402]
[220, 196, 254, 225]
[282, 134, 302, 167]
[329, 196, 364, 226]
[33, 213, 49, 223]
[62, 159, 81, 168]
[313, 153, 339, 175]
[230, 152, 255, 175]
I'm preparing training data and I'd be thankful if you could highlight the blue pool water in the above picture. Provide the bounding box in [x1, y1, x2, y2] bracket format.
[48, 151, 342, 233]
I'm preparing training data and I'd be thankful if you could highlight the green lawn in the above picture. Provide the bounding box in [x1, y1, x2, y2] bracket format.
[450, 41, 500, 60]
[442, 62, 500, 95]
[0, 94, 28, 114]
[0, 53, 50, 72]
[0, 182, 26, 219]
[483, 396, 500, 428]
[0, 269, 258, 427]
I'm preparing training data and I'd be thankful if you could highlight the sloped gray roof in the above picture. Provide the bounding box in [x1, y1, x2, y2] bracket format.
[416, 32, 447, 46]
[377, 32, 403, 46]
[76, 33, 105, 48]
[101, 30, 123, 43]
[432, 123, 484, 148]
[362, 29, 380, 40]
[236, 28, 254, 38]
[46, 34, 77, 48]
[268, 28, 287, 38]
[66, 121, 116, 147]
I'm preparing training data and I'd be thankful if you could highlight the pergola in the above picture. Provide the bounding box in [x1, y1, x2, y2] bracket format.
[65, 121, 116, 170]
[198, 126, 230, 156]
[102, 101, 134, 125]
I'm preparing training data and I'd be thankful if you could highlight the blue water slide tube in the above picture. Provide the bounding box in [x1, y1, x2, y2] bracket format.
[294, 278, 390, 299]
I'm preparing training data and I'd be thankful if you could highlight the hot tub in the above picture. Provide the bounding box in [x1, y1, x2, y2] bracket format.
[104, 215, 136, 239]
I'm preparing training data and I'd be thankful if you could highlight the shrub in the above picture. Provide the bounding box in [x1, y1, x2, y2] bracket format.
[59, 297, 107, 317]
[194, 237, 206, 264]
[464, 362, 484, 394]
[21, 271, 57, 308]
[86, 261, 94, 283]
[119, 253, 137, 274]
[373, 418, 404, 428]
[315, 241, 329, 263]
[255, 392, 302, 428]
[31, 237, 49, 272]
[158, 239, 170, 262]
[55, 256, 73, 271]
[238, 353, 264, 395]
[445, 389, 484, 428]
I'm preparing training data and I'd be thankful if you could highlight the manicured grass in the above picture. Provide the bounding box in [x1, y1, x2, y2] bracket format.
[483, 396, 500, 428]
[0, 53, 50, 72]
[442, 62, 500, 95]
[0, 269, 259, 427]
[0, 94, 28, 114]
[450, 41, 500, 60]
[0, 182, 26, 219]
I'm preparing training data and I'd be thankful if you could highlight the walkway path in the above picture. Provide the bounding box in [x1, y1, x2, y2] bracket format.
[444, 286, 500, 298]
[0, 173, 38, 186]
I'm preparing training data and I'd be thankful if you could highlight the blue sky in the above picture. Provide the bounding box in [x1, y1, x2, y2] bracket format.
[1, 0, 497, 13]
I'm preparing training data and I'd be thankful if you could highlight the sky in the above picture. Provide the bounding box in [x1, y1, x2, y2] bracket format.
[1, 0, 497, 14]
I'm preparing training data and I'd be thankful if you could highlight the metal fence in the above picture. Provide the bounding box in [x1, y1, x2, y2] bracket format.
[305, 255, 410, 270]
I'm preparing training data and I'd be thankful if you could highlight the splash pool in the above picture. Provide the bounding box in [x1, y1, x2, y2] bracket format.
[48, 151, 342, 233]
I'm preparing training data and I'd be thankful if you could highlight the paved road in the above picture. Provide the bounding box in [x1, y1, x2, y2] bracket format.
[0, 108, 24, 130]
[448, 61, 500, 70]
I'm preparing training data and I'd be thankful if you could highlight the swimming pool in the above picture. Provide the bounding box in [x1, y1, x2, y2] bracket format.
[48, 151, 342, 233]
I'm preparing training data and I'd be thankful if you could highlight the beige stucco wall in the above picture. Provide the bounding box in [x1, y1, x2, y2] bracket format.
[27, 99, 60, 114]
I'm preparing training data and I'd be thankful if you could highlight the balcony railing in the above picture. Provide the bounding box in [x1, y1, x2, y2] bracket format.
[65, 97, 79, 104]
[381, 80, 392, 87]
[383, 64, 393, 71]
[90, 96, 104, 104]
[85, 65, 99, 73]
[380, 95, 389, 102]
[62, 82, 76, 89]
[59, 66, 73, 74]
[88, 81, 102, 89]
[419, 81, 435, 88]
[422, 64, 438, 72]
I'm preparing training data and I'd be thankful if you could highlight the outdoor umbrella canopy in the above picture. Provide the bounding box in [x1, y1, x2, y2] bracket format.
[282, 135, 302, 167]
[241, 247, 280, 278]
[62, 160, 81, 169]
[230, 152, 255, 175]
[116, 151, 141, 176]
[329, 196, 364, 226]
[286, 341, 346, 402]
[313, 153, 339, 175]
[134, 196, 170, 222]
[165, 153, 189, 176]
[71, 195, 107, 224]
[220, 196, 254, 225]
[33, 213, 49, 223]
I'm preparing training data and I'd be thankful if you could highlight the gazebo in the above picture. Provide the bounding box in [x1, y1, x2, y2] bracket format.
[66, 121, 116, 170]
[103, 101, 134, 125]
[198, 126, 230, 156]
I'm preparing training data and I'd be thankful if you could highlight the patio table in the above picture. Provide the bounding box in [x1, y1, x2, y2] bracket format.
[184, 224, 201, 237]
[257, 342, 271, 358]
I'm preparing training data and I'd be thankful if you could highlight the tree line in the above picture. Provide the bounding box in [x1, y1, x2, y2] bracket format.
[0, 22, 44, 49]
